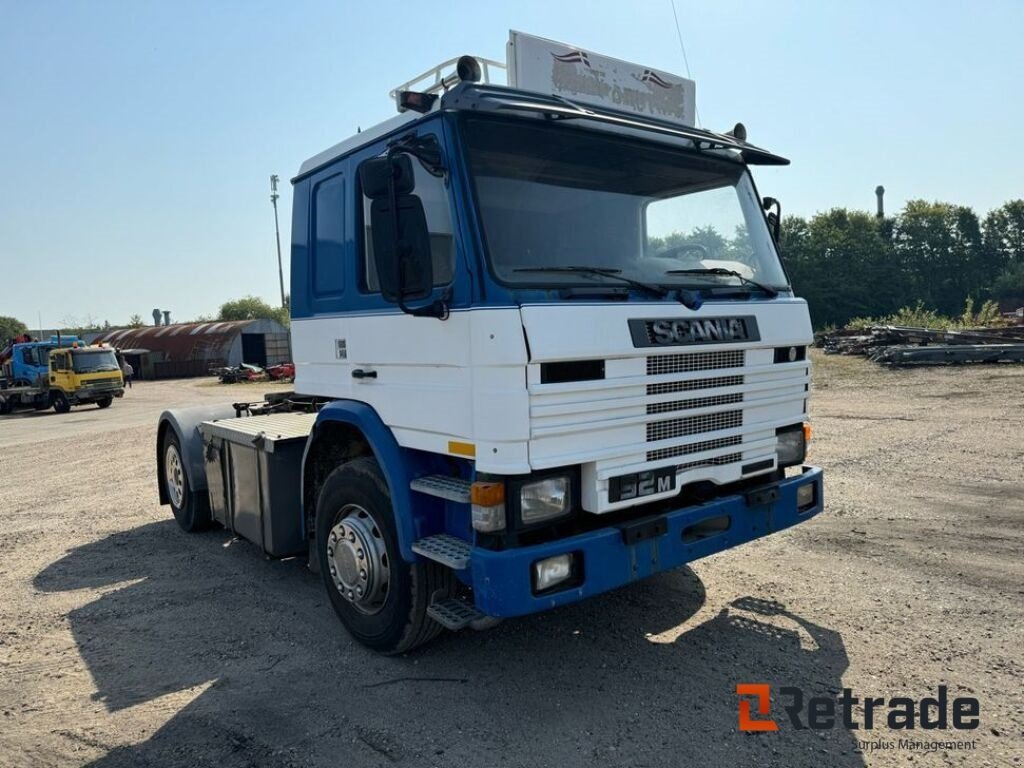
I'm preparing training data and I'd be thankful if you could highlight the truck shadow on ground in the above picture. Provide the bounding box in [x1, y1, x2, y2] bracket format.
[35, 520, 863, 768]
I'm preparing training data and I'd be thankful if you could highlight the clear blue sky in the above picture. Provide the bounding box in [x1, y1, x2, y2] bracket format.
[2, 0, 1022, 328]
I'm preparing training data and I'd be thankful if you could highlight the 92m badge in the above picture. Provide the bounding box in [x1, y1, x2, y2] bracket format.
[609, 467, 676, 503]
[629, 316, 760, 347]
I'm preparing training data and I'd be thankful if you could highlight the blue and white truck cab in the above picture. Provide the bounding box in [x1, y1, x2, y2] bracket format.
[157, 32, 823, 653]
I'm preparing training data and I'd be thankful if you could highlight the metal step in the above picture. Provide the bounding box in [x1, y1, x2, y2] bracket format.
[411, 534, 471, 570]
[428, 597, 485, 631]
[410, 474, 472, 503]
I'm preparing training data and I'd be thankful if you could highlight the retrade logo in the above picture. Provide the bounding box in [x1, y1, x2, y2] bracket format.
[736, 684, 980, 732]
[736, 684, 779, 732]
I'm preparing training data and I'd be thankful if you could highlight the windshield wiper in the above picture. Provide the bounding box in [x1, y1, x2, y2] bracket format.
[514, 266, 668, 298]
[666, 267, 780, 298]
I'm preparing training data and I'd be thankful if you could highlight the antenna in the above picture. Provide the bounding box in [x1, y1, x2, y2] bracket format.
[670, 0, 701, 127]
[270, 175, 286, 308]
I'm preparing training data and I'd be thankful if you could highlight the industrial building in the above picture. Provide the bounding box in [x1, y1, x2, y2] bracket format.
[88, 319, 290, 379]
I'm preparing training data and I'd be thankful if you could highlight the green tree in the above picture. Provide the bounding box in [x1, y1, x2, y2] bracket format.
[218, 295, 289, 326]
[0, 316, 29, 343]
[781, 208, 899, 328]
[893, 201, 985, 316]
[982, 200, 1024, 268]
[127, 314, 145, 328]
[992, 261, 1024, 301]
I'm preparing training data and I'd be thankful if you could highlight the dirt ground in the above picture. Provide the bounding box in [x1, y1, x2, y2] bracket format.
[0, 356, 1022, 768]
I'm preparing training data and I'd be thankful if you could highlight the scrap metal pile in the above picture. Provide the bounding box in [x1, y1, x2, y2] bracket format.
[817, 325, 1024, 366]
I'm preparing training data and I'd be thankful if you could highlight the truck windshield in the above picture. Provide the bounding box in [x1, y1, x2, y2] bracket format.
[462, 117, 789, 292]
[71, 349, 120, 373]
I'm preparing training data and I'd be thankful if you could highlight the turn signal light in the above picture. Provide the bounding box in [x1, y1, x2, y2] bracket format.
[471, 481, 505, 507]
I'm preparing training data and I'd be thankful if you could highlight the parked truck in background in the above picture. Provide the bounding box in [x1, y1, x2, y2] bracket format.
[0, 338, 124, 414]
[156, 32, 824, 653]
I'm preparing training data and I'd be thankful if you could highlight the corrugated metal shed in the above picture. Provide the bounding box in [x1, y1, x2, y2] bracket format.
[91, 319, 291, 378]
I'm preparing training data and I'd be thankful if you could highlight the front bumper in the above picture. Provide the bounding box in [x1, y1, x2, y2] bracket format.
[73, 386, 124, 403]
[469, 465, 823, 617]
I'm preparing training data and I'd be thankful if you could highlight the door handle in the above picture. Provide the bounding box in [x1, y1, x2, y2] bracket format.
[351, 369, 377, 380]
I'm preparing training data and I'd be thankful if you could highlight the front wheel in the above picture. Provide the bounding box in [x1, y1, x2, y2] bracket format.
[52, 392, 71, 414]
[161, 430, 211, 532]
[316, 457, 454, 654]
[97, 396, 113, 409]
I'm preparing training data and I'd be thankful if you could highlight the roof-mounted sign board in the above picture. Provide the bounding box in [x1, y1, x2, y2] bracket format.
[507, 31, 696, 128]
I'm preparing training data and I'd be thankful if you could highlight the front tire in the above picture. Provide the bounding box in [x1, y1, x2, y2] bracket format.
[52, 392, 71, 413]
[161, 430, 211, 532]
[316, 457, 453, 654]
[97, 396, 113, 409]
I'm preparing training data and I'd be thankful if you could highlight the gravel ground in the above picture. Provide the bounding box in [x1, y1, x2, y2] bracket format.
[0, 356, 1021, 768]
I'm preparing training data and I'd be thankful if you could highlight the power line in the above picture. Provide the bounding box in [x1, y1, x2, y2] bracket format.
[670, 0, 701, 127]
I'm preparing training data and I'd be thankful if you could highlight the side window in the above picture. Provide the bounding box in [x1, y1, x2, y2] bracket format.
[21, 348, 36, 366]
[362, 158, 454, 292]
[51, 354, 63, 371]
[313, 174, 346, 296]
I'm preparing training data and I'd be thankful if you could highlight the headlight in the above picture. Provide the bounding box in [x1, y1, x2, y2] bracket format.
[533, 553, 576, 592]
[775, 425, 806, 468]
[520, 476, 571, 524]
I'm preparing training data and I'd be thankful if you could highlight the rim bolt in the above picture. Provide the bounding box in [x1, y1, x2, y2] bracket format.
[327, 547, 333, 557]
[359, 569, 367, 580]
[356, 548, 364, 560]
[356, 586, 364, 596]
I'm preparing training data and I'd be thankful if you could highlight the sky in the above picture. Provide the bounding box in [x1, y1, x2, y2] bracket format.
[2, 0, 1022, 329]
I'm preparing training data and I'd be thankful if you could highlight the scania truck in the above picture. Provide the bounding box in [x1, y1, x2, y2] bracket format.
[156, 32, 824, 653]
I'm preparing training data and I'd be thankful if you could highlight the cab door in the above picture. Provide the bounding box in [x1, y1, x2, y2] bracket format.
[49, 351, 73, 393]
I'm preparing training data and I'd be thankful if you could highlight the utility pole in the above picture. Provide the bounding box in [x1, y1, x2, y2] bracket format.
[270, 175, 286, 308]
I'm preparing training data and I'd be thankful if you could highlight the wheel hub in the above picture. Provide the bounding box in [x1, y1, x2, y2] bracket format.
[164, 444, 184, 507]
[327, 506, 390, 614]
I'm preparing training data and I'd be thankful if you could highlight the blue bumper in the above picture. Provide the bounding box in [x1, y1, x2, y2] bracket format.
[469, 466, 824, 618]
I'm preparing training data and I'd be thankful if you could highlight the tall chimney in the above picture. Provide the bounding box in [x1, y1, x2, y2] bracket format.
[875, 185, 885, 219]
[152, 308, 161, 326]
[163, 310, 172, 326]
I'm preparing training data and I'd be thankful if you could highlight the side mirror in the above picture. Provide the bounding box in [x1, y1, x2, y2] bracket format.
[762, 196, 782, 244]
[358, 154, 433, 303]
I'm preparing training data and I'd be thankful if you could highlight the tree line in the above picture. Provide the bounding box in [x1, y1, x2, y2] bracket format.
[781, 200, 1024, 328]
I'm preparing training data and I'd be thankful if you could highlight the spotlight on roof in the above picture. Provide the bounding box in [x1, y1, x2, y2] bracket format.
[456, 55, 482, 83]
[728, 122, 747, 142]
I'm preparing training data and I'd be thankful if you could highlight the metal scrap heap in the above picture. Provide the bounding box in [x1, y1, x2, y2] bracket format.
[817, 325, 1024, 366]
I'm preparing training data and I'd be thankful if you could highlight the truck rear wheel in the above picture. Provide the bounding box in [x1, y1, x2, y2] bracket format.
[162, 430, 211, 532]
[52, 392, 71, 414]
[315, 457, 453, 654]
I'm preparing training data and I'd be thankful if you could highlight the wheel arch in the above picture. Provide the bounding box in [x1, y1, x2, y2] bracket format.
[156, 405, 236, 505]
[303, 401, 451, 561]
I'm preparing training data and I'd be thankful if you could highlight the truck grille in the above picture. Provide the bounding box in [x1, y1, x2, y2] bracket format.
[646, 349, 743, 376]
[647, 392, 743, 415]
[528, 338, 810, 511]
[646, 409, 743, 442]
[648, 435, 743, 463]
[648, 374, 744, 395]
[84, 377, 121, 388]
